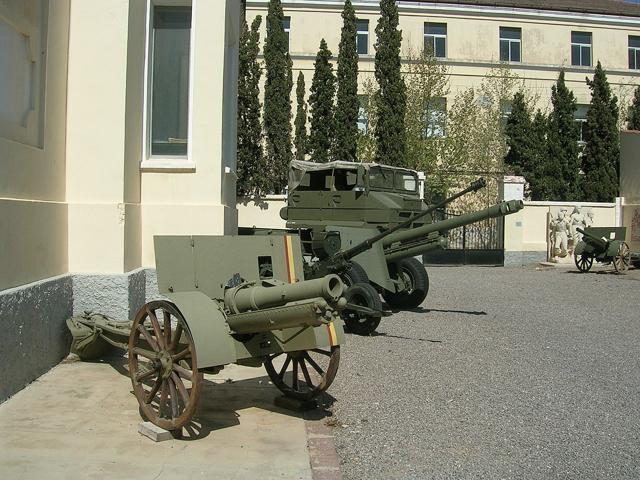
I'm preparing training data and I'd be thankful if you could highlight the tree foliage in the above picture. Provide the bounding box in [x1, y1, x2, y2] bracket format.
[263, 0, 293, 192]
[403, 46, 449, 176]
[294, 72, 308, 161]
[581, 61, 619, 202]
[504, 92, 552, 200]
[626, 85, 640, 130]
[374, 0, 406, 166]
[309, 39, 336, 163]
[334, 0, 359, 162]
[237, 16, 265, 196]
[547, 70, 580, 201]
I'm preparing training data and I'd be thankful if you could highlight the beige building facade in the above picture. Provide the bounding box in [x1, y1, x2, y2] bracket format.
[0, 0, 240, 402]
[246, 0, 640, 127]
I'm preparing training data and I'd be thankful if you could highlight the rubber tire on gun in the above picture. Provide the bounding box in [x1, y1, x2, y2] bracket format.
[383, 257, 429, 309]
[342, 282, 382, 336]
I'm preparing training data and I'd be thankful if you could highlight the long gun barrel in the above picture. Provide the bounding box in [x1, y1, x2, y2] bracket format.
[339, 178, 487, 261]
[382, 199, 524, 248]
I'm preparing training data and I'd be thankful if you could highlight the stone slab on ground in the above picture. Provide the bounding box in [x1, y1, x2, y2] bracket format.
[138, 421, 174, 442]
[0, 355, 315, 480]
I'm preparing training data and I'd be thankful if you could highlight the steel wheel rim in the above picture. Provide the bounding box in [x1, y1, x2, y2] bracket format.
[265, 346, 340, 401]
[128, 300, 202, 431]
[575, 254, 593, 273]
[614, 243, 630, 272]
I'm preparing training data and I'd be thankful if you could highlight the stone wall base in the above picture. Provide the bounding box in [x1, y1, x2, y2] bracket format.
[0, 269, 160, 403]
[504, 251, 547, 266]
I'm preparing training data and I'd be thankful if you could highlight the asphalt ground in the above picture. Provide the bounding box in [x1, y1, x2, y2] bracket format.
[329, 264, 640, 480]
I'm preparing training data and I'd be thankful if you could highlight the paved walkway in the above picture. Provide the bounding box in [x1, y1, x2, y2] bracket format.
[0, 355, 319, 479]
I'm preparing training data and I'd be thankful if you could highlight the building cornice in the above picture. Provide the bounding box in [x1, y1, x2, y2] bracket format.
[246, 1, 640, 28]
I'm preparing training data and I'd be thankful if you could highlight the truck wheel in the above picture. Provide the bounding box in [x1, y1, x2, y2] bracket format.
[341, 261, 369, 287]
[342, 283, 381, 336]
[383, 258, 429, 309]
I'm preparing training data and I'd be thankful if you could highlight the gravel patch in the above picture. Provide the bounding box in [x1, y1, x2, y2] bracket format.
[330, 265, 640, 480]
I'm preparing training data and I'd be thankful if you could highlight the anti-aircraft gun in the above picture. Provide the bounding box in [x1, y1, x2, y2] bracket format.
[67, 235, 346, 432]
[243, 161, 524, 335]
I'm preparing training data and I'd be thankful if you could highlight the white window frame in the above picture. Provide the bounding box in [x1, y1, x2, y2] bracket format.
[356, 19, 369, 55]
[499, 27, 521, 63]
[575, 104, 589, 145]
[424, 23, 447, 58]
[141, 0, 195, 171]
[357, 94, 369, 134]
[629, 35, 640, 69]
[425, 97, 447, 138]
[571, 31, 592, 67]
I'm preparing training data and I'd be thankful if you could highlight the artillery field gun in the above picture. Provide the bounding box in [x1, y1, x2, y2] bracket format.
[574, 227, 631, 273]
[242, 161, 524, 335]
[67, 235, 346, 431]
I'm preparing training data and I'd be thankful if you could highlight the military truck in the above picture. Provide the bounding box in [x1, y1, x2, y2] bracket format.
[242, 161, 523, 335]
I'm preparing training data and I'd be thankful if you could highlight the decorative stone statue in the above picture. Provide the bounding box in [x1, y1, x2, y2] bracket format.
[550, 209, 571, 259]
[570, 205, 587, 244]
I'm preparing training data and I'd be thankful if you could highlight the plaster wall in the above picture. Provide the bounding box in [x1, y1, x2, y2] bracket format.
[246, 1, 640, 113]
[237, 195, 288, 229]
[620, 131, 640, 250]
[0, 0, 70, 291]
[504, 201, 617, 265]
[139, 0, 240, 266]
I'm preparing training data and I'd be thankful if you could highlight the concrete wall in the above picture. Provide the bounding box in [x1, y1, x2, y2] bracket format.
[620, 131, 640, 251]
[237, 195, 288, 229]
[246, 1, 640, 111]
[0, 0, 70, 291]
[504, 201, 617, 265]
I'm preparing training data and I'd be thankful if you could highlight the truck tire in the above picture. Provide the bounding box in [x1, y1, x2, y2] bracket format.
[383, 257, 429, 309]
[341, 261, 369, 287]
[342, 283, 382, 336]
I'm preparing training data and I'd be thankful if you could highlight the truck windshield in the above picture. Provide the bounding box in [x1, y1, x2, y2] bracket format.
[369, 167, 394, 189]
[395, 172, 417, 192]
[369, 167, 417, 192]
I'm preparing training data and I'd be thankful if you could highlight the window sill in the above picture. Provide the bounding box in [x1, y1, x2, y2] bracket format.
[140, 158, 196, 172]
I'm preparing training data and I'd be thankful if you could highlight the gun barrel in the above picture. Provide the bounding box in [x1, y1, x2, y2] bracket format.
[226, 298, 332, 334]
[224, 274, 344, 314]
[576, 227, 608, 250]
[382, 200, 523, 247]
[384, 235, 447, 263]
[340, 178, 486, 261]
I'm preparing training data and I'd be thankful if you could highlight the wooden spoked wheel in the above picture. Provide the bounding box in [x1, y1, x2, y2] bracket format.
[613, 242, 631, 273]
[128, 300, 202, 431]
[264, 346, 340, 401]
[574, 253, 594, 273]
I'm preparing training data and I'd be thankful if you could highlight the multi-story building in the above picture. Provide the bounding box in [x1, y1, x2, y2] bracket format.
[246, 0, 640, 134]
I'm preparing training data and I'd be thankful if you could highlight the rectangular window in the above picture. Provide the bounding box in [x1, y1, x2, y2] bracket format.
[425, 97, 447, 138]
[150, 6, 192, 157]
[571, 31, 592, 67]
[575, 104, 589, 144]
[500, 27, 521, 62]
[500, 100, 513, 128]
[629, 36, 640, 69]
[357, 95, 369, 134]
[283, 16, 291, 51]
[424, 23, 446, 58]
[356, 19, 369, 55]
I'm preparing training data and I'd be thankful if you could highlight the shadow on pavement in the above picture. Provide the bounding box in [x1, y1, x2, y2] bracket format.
[94, 354, 335, 441]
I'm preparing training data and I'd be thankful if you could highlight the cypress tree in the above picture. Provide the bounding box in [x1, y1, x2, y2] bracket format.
[581, 61, 619, 202]
[334, 0, 359, 162]
[237, 16, 265, 196]
[309, 39, 336, 163]
[626, 85, 640, 130]
[374, 0, 406, 166]
[528, 110, 554, 201]
[547, 70, 580, 200]
[294, 72, 308, 161]
[504, 92, 532, 177]
[264, 0, 293, 193]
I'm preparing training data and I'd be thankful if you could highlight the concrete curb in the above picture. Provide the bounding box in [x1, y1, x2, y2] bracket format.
[304, 413, 343, 480]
